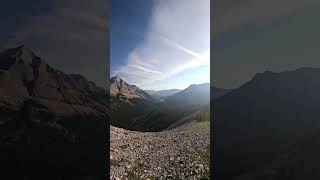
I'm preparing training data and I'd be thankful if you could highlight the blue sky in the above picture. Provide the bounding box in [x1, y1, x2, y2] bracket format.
[111, 0, 210, 90]
[110, 0, 154, 70]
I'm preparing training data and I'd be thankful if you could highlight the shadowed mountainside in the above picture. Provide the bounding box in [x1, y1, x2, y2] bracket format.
[110, 76, 215, 131]
[211, 86, 232, 100]
[110, 76, 167, 131]
[214, 68, 320, 180]
[0, 46, 108, 180]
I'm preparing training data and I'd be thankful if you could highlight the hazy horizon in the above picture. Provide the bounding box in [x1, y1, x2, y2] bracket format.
[111, 75, 211, 91]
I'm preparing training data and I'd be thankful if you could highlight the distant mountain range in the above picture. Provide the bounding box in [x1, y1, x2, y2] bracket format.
[214, 67, 320, 180]
[145, 89, 181, 99]
[163, 83, 210, 108]
[110, 76, 215, 131]
[0, 46, 107, 179]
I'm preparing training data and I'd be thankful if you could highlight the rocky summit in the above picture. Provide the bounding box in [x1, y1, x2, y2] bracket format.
[110, 76, 152, 101]
[110, 121, 210, 180]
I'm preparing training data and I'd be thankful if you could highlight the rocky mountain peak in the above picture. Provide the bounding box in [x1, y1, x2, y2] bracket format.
[0, 46, 108, 116]
[0, 46, 108, 180]
[0, 45, 41, 68]
[110, 76, 152, 101]
[111, 75, 121, 82]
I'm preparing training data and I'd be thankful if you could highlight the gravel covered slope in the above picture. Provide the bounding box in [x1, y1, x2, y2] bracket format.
[110, 121, 210, 179]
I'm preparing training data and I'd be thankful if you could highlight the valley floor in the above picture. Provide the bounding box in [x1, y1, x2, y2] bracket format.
[110, 121, 210, 180]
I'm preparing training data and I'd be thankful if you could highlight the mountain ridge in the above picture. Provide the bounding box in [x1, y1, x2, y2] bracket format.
[0, 46, 107, 179]
[164, 83, 210, 108]
[110, 76, 153, 102]
[214, 67, 320, 180]
[0, 45, 108, 116]
[145, 89, 181, 98]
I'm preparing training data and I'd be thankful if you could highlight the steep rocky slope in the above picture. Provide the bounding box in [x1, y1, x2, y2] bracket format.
[111, 76, 152, 101]
[110, 76, 167, 131]
[0, 46, 108, 180]
[110, 121, 210, 179]
[0, 45, 108, 115]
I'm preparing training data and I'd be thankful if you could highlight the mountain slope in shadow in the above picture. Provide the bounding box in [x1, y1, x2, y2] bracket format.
[211, 86, 232, 100]
[234, 133, 320, 180]
[213, 68, 320, 180]
[110, 77, 214, 131]
[0, 46, 108, 180]
[110, 76, 168, 131]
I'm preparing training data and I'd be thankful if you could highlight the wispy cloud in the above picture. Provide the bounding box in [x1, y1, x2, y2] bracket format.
[112, 0, 210, 89]
[158, 36, 203, 59]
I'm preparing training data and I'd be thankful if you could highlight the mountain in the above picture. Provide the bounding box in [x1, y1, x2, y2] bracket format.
[234, 134, 320, 180]
[144, 83, 210, 130]
[164, 85, 230, 129]
[110, 76, 167, 131]
[144, 90, 156, 94]
[211, 86, 231, 100]
[195, 104, 210, 122]
[213, 68, 320, 180]
[0, 46, 107, 180]
[146, 89, 181, 99]
[111, 76, 152, 101]
[0, 45, 108, 115]
[164, 83, 210, 108]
